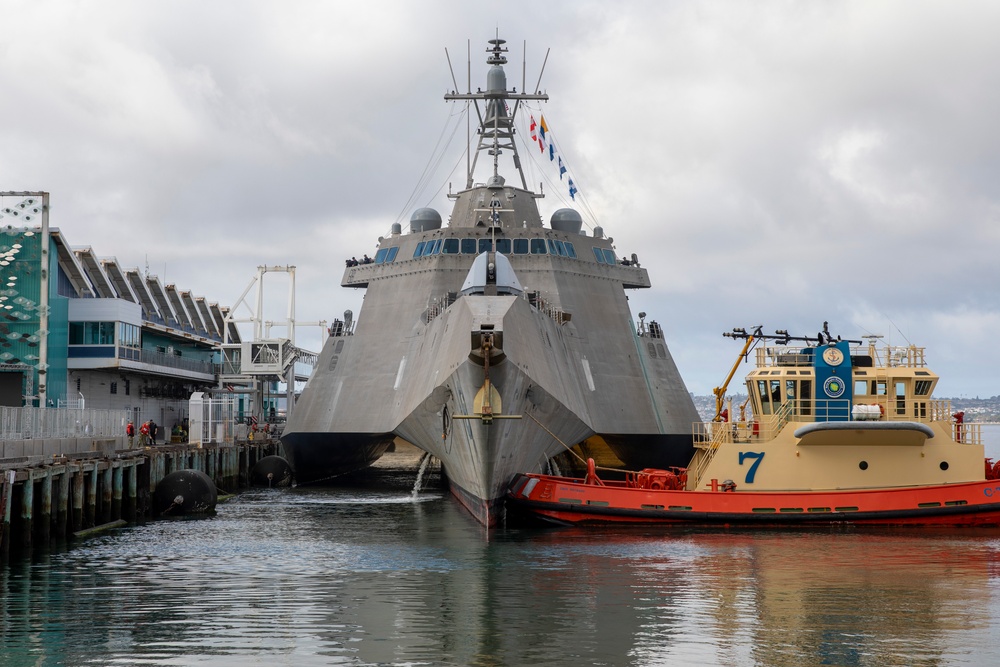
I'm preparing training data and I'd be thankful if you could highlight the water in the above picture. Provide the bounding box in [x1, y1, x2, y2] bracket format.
[5, 438, 1000, 666]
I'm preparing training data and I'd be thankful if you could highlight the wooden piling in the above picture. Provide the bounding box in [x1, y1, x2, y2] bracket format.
[101, 465, 113, 525]
[56, 468, 69, 537]
[20, 472, 33, 549]
[72, 468, 84, 532]
[40, 472, 52, 544]
[2, 440, 278, 554]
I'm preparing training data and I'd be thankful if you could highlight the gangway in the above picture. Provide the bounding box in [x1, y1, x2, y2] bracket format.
[220, 266, 326, 423]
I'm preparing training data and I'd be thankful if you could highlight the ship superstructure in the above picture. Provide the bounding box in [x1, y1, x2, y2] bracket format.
[281, 38, 699, 525]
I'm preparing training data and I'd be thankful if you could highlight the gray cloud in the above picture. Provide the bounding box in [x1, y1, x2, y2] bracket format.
[1, 0, 997, 397]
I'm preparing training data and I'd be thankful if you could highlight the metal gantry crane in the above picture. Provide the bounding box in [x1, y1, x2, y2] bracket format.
[220, 265, 326, 424]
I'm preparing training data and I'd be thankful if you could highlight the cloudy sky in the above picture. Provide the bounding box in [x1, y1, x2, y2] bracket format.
[1, 1, 998, 398]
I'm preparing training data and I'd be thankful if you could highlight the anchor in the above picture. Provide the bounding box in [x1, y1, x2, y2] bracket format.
[453, 332, 521, 425]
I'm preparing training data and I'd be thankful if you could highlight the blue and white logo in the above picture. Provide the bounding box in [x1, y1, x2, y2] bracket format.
[823, 376, 846, 398]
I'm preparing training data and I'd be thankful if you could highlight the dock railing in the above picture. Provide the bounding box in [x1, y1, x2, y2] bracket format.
[0, 406, 128, 441]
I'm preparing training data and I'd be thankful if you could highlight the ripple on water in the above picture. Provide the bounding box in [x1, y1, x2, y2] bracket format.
[5, 489, 1000, 666]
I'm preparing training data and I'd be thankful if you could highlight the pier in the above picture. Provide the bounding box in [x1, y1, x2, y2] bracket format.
[0, 438, 282, 557]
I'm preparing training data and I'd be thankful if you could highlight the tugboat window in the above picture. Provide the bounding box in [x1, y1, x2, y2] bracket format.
[914, 380, 932, 395]
[461, 238, 477, 253]
[513, 238, 529, 254]
[531, 239, 548, 254]
[413, 241, 426, 258]
[442, 238, 459, 254]
[496, 238, 512, 254]
[757, 380, 772, 415]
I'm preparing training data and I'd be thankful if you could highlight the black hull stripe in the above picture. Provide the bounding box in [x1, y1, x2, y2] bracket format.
[507, 498, 1000, 524]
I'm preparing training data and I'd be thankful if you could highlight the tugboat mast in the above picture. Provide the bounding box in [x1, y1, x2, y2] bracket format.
[445, 38, 549, 190]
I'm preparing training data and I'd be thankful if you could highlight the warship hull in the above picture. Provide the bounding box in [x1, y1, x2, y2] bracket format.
[280, 37, 700, 525]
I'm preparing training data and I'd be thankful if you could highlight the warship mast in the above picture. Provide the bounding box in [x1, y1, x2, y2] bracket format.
[445, 38, 549, 191]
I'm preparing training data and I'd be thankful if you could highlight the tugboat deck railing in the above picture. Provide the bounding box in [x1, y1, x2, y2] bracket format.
[756, 344, 927, 368]
[694, 397, 981, 448]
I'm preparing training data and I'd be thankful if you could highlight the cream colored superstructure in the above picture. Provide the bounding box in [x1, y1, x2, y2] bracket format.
[687, 339, 983, 492]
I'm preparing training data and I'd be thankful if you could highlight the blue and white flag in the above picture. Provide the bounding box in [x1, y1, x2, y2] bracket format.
[549, 143, 556, 161]
[558, 157, 567, 180]
[568, 178, 577, 200]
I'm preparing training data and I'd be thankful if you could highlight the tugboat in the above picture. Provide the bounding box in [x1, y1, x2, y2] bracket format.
[507, 325, 1000, 526]
[280, 37, 700, 526]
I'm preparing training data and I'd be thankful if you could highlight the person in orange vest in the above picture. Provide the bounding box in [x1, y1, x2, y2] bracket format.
[139, 420, 150, 447]
[126, 421, 135, 448]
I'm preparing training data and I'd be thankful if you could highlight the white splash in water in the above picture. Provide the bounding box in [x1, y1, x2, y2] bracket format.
[411, 452, 432, 500]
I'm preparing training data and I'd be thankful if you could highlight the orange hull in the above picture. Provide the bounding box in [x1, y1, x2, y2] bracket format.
[506, 473, 1000, 526]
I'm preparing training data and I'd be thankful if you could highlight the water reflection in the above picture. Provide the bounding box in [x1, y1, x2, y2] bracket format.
[3, 486, 1000, 666]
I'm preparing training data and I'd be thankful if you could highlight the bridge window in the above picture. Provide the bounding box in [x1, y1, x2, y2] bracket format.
[479, 238, 493, 253]
[496, 238, 512, 254]
[422, 239, 441, 256]
[70, 321, 116, 345]
[374, 248, 388, 264]
[914, 380, 932, 395]
[547, 239, 558, 254]
[442, 238, 459, 254]
[593, 247, 605, 263]
[461, 238, 477, 253]
[602, 248, 617, 264]
[530, 239, 547, 255]
[413, 241, 425, 258]
[564, 241, 577, 258]
[513, 238, 528, 254]
[386, 247, 398, 262]
[554, 240, 568, 256]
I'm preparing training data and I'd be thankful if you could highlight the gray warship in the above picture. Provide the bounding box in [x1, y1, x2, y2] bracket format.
[281, 37, 700, 525]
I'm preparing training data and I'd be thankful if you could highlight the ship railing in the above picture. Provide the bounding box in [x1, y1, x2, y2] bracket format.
[755, 344, 928, 368]
[424, 290, 571, 327]
[688, 421, 729, 487]
[871, 345, 927, 368]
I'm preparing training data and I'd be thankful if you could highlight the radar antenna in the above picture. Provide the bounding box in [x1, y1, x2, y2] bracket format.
[445, 37, 549, 190]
